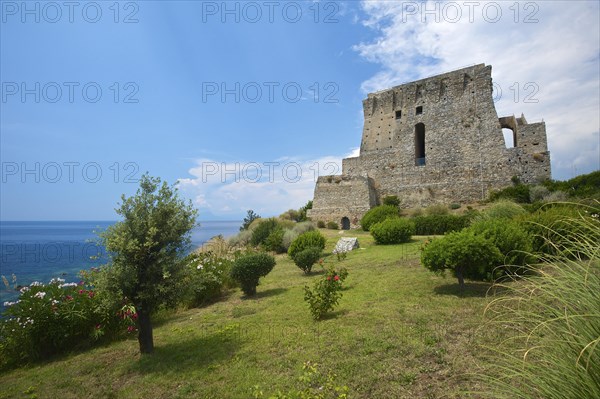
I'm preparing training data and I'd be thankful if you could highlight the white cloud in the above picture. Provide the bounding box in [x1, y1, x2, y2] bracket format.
[353, 0, 600, 180]
[177, 148, 359, 219]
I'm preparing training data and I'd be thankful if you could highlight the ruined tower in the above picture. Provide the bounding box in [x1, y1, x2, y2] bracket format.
[308, 64, 551, 228]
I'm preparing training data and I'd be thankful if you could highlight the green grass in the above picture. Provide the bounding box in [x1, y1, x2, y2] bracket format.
[0, 229, 496, 398]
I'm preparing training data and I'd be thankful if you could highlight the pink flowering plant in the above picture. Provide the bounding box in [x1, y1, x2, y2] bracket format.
[0, 272, 129, 370]
[303, 265, 348, 321]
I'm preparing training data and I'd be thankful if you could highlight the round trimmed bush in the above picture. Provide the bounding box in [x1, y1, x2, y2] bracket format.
[469, 219, 533, 272]
[288, 230, 326, 259]
[292, 246, 322, 274]
[360, 205, 400, 231]
[230, 252, 276, 296]
[317, 220, 326, 228]
[370, 218, 415, 244]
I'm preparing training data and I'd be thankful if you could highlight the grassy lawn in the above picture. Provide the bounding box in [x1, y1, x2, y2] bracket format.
[0, 229, 496, 398]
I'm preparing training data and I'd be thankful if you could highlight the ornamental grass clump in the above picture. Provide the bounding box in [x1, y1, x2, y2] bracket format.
[476, 205, 600, 398]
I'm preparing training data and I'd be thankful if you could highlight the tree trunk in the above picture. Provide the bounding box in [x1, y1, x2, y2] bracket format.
[137, 307, 154, 354]
[456, 267, 465, 293]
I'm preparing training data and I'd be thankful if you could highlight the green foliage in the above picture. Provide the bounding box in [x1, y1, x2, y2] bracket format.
[520, 203, 600, 255]
[293, 221, 316, 235]
[529, 185, 550, 202]
[542, 170, 600, 198]
[264, 227, 286, 253]
[0, 276, 127, 370]
[298, 200, 313, 222]
[382, 195, 401, 208]
[292, 247, 323, 274]
[413, 214, 471, 235]
[251, 361, 349, 399]
[280, 209, 301, 221]
[478, 212, 600, 399]
[250, 218, 280, 247]
[240, 210, 261, 231]
[370, 218, 415, 244]
[228, 229, 253, 247]
[421, 230, 502, 288]
[304, 266, 347, 320]
[449, 203, 461, 210]
[184, 251, 234, 307]
[282, 229, 299, 252]
[360, 205, 400, 231]
[97, 174, 197, 354]
[469, 219, 533, 274]
[425, 204, 449, 216]
[481, 200, 527, 220]
[326, 221, 339, 230]
[488, 184, 531, 203]
[288, 231, 326, 259]
[230, 253, 276, 296]
[317, 220, 326, 228]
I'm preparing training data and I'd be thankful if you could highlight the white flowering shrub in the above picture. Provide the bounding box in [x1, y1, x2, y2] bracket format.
[0, 273, 128, 370]
[183, 251, 234, 307]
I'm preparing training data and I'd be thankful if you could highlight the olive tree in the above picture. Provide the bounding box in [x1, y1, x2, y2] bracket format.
[98, 174, 197, 354]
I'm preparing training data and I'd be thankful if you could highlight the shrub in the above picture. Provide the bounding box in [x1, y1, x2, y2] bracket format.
[383, 195, 401, 208]
[317, 220, 326, 228]
[370, 218, 415, 244]
[304, 266, 346, 320]
[421, 230, 503, 288]
[410, 207, 424, 217]
[469, 219, 533, 274]
[326, 221, 339, 230]
[293, 221, 316, 235]
[264, 227, 286, 253]
[184, 251, 233, 307]
[481, 200, 527, 220]
[0, 276, 127, 369]
[288, 230, 326, 259]
[449, 203, 461, 210]
[230, 252, 276, 296]
[529, 185, 550, 202]
[425, 204, 449, 216]
[360, 205, 400, 231]
[250, 218, 280, 247]
[478, 211, 600, 399]
[413, 214, 471, 235]
[228, 229, 253, 247]
[520, 203, 599, 255]
[240, 210, 260, 231]
[292, 247, 323, 274]
[279, 209, 300, 221]
[282, 229, 299, 251]
[489, 184, 531, 203]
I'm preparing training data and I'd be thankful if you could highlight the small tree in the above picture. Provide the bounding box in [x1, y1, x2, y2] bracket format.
[421, 230, 502, 290]
[298, 200, 313, 222]
[98, 174, 197, 354]
[240, 210, 260, 231]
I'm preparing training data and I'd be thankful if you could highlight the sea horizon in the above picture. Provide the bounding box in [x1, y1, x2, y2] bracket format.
[0, 220, 242, 308]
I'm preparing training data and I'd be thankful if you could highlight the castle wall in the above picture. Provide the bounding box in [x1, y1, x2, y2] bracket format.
[309, 63, 551, 224]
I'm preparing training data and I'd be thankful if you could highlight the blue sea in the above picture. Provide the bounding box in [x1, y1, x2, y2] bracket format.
[0, 221, 241, 309]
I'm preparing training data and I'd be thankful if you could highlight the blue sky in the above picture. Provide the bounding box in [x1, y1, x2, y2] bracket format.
[1, 1, 599, 221]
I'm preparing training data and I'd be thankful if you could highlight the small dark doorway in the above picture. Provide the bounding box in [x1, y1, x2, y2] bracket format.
[341, 217, 350, 230]
[415, 123, 426, 166]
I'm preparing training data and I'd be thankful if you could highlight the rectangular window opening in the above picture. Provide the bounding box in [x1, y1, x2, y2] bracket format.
[416, 106, 423, 115]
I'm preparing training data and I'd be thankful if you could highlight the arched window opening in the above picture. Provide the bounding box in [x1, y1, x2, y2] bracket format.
[502, 128, 517, 148]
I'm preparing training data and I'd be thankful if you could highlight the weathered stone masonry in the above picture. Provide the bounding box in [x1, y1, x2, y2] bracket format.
[308, 64, 551, 228]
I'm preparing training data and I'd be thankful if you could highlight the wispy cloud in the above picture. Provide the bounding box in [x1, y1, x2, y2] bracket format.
[177, 148, 359, 218]
[353, 0, 599, 179]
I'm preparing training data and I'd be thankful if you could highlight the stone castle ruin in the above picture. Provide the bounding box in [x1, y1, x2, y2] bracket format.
[308, 64, 551, 229]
